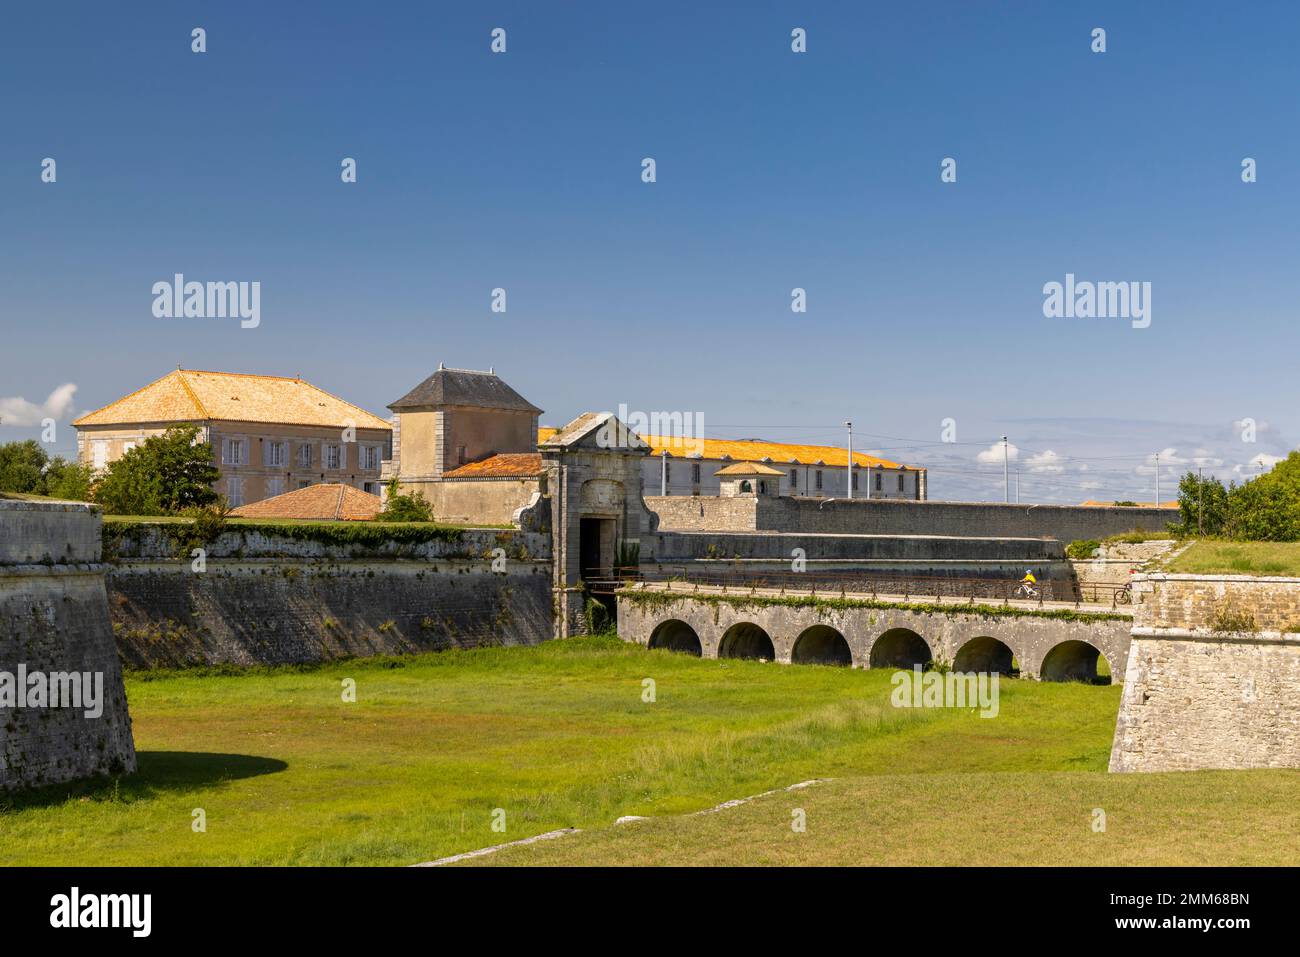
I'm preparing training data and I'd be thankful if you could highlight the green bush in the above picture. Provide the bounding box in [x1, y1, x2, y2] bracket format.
[1174, 453, 1300, 541]
[1066, 539, 1100, 560]
[377, 479, 433, 522]
[0, 440, 94, 500]
[94, 425, 220, 515]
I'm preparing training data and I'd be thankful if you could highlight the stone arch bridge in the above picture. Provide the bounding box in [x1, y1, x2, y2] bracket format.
[617, 584, 1132, 683]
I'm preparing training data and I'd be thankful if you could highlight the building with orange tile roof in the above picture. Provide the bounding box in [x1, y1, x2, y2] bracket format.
[73, 369, 392, 508]
[381, 366, 544, 525]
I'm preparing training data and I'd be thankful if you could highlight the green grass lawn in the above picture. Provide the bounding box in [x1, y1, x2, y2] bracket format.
[1165, 540, 1300, 577]
[1, 637, 1295, 866]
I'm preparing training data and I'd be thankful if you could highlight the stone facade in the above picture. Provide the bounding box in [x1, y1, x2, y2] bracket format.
[0, 500, 136, 791]
[417, 477, 541, 526]
[1110, 573, 1300, 772]
[540, 413, 659, 637]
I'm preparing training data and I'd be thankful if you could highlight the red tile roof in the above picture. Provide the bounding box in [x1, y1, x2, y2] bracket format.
[443, 453, 543, 479]
[230, 483, 381, 521]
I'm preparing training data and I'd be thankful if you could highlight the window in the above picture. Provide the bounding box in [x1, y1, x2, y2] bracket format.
[266, 477, 284, 498]
[325, 444, 342, 470]
[266, 440, 287, 468]
[296, 443, 312, 468]
[297, 480, 312, 490]
[789, 470, 797, 487]
[92, 441, 108, 469]
[122, 441, 137, 454]
[852, 471, 859, 491]
[758, 480, 768, 495]
[691, 463, 701, 484]
[361, 445, 380, 471]
[222, 438, 246, 466]
[815, 470, 823, 490]
[898, 472, 905, 492]
[875, 471, 883, 492]
[456, 445, 467, 465]
[227, 477, 243, 507]
[363, 481, 378, 495]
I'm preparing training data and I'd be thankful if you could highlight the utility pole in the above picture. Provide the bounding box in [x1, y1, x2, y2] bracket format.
[1155, 451, 1160, 506]
[1002, 436, 1009, 504]
[845, 421, 854, 499]
[660, 449, 668, 496]
[1198, 466, 1203, 535]
[1015, 469, 1020, 504]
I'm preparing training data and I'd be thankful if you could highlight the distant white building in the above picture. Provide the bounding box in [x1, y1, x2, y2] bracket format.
[538, 429, 927, 500]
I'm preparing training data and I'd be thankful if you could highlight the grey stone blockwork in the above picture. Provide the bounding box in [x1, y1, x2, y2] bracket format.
[0, 501, 136, 791]
[105, 526, 554, 668]
[1110, 574, 1300, 772]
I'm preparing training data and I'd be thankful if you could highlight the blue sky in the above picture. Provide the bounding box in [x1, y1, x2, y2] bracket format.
[2, 1, 1297, 502]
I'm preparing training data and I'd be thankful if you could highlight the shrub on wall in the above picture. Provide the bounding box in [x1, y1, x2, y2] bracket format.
[1066, 539, 1101, 559]
[378, 479, 433, 522]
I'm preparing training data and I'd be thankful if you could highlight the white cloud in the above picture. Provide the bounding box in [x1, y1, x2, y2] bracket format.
[1190, 448, 1224, 468]
[976, 440, 1018, 464]
[1025, 449, 1065, 473]
[0, 383, 78, 427]
[1233, 453, 1283, 477]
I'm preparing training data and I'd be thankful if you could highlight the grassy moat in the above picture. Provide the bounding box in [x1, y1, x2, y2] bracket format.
[1, 636, 1296, 866]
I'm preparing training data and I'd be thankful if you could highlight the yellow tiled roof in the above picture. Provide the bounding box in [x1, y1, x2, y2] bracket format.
[73, 369, 392, 431]
[535, 427, 917, 470]
[1078, 500, 1178, 509]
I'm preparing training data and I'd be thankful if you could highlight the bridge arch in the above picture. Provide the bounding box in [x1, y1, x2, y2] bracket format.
[1041, 639, 1110, 684]
[953, 636, 1016, 675]
[869, 627, 932, 669]
[719, 622, 775, 661]
[791, 625, 852, 666]
[648, 619, 702, 656]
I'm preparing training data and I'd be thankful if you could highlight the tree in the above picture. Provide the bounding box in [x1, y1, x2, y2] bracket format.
[1226, 452, 1300, 541]
[1174, 470, 1231, 536]
[377, 479, 433, 522]
[41, 456, 94, 501]
[93, 425, 220, 515]
[0, 440, 49, 493]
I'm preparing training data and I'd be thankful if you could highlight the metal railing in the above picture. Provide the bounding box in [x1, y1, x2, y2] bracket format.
[586, 564, 1135, 608]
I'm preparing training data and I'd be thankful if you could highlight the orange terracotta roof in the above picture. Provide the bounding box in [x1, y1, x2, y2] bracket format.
[73, 369, 392, 431]
[536, 427, 916, 470]
[443, 453, 543, 479]
[1078, 500, 1178, 509]
[715, 461, 786, 476]
[230, 483, 381, 521]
